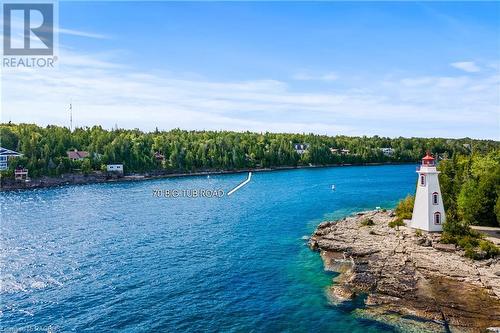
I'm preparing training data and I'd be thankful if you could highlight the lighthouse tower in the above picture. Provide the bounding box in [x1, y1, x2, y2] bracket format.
[410, 153, 446, 232]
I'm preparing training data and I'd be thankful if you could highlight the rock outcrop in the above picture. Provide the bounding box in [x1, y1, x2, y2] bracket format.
[309, 210, 500, 332]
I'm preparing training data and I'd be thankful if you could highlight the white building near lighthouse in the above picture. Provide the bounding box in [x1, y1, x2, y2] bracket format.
[410, 153, 446, 232]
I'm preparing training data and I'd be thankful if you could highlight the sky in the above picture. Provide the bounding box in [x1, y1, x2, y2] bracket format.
[1, 1, 500, 139]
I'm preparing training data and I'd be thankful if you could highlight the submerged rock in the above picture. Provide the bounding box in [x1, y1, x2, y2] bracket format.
[328, 285, 355, 303]
[310, 210, 500, 332]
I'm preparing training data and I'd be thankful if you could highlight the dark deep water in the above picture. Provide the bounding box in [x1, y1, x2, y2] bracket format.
[1, 164, 416, 332]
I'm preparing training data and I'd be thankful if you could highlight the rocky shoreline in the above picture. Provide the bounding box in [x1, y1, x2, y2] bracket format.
[308, 210, 500, 332]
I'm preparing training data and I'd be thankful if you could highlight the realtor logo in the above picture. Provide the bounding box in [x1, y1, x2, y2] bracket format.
[3, 3, 54, 55]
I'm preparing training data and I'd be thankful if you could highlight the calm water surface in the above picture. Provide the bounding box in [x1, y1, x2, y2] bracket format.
[1, 165, 416, 332]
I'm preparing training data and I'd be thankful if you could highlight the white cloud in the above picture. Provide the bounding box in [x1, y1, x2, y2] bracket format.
[292, 71, 339, 81]
[451, 61, 481, 73]
[400, 77, 433, 87]
[57, 28, 110, 40]
[5, 16, 109, 40]
[1, 51, 499, 139]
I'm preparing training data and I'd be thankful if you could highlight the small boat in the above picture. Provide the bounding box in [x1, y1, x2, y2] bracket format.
[331, 184, 336, 190]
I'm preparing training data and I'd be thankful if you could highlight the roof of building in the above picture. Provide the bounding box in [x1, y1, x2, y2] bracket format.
[67, 150, 89, 159]
[422, 153, 435, 161]
[154, 152, 165, 159]
[0, 147, 22, 157]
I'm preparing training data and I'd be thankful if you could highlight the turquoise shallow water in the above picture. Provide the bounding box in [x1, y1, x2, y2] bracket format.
[1, 164, 416, 332]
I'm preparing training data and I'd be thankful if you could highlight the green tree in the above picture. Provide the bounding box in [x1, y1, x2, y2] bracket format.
[395, 195, 414, 220]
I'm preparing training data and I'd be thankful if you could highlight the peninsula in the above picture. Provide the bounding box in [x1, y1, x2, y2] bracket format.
[309, 210, 500, 332]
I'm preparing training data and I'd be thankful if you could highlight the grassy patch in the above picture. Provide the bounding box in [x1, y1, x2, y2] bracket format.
[441, 228, 499, 259]
[360, 218, 375, 227]
[388, 218, 405, 230]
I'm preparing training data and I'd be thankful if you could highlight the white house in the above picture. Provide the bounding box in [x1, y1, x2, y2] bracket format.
[329, 148, 350, 155]
[0, 147, 22, 170]
[410, 153, 446, 232]
[107, 164, 124, 174]
[380, 147, 395, 156]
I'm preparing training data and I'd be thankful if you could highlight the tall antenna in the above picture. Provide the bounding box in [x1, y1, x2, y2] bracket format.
[69, 102, 73, 131]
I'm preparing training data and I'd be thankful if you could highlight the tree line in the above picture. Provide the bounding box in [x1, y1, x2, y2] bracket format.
[1, 122, 498, 179]
[439, 151, 499, 258]
[439, 151, 500, 228]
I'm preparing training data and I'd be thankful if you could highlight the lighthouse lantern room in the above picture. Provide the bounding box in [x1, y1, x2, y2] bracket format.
[410, 152, 446, 232]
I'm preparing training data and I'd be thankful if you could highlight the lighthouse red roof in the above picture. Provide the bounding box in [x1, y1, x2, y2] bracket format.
[422, 153, 435, 161]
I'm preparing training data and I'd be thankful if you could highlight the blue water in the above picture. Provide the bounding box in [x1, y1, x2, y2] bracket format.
[1, 165, 416, 332]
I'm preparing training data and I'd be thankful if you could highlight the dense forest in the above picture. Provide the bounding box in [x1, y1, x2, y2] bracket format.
[439, 151, 500, 228]
[1, 123, 499, 179]
[438, 151, 500, 258]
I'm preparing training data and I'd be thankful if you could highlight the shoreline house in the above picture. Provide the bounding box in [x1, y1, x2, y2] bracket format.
[67, 149, 89, 161]
[293, 144, 309, 155]
[380, 147, 395, 157]
[107, 164, 124, 175]
[329, 148, 339, 154]
[329, 148, 350, 155]
[0, 147, 23, 170]
[410, 153, 446, 232]
[14, 167, 29, 181]
[154, 152, 165, 161]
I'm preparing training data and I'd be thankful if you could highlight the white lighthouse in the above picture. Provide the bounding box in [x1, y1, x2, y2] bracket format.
[410, 153, 446, 232]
